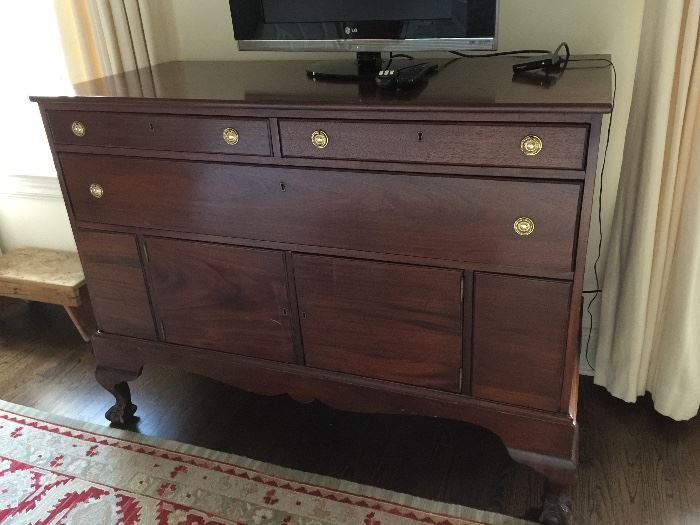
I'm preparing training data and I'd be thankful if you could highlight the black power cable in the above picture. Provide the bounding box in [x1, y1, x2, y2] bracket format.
[389, 52, 414, 61]
[449, 48, 550, 58]
[442, 46, 616, 372]
[567, 57, 617, 372]
[399, 45, 615, 372]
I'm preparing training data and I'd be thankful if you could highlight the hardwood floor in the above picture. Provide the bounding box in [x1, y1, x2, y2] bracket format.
[1, 301, 698, 524]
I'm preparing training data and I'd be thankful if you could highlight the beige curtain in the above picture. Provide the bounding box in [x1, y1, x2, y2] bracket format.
[69, 0, 153, 77]
[54, 0, 157, 94]
[594, 0, 700, 420]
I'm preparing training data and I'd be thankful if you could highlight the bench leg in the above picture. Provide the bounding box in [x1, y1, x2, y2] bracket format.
[65, 287, 97, 342]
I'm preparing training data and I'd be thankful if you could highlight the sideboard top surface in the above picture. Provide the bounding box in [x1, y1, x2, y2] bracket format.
[32, 56, 612, 113]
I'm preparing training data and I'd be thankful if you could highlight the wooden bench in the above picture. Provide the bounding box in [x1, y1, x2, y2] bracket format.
[0, 248, 96, 341]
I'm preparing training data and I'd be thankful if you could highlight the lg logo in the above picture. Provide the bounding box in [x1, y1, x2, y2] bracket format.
[344, 26, 358, 35]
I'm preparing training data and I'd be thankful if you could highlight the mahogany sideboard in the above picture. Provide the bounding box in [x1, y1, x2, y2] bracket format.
[33, 57, 612, 524]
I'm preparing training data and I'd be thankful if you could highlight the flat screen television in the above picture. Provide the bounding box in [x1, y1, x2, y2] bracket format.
[228, 0, 499, 79]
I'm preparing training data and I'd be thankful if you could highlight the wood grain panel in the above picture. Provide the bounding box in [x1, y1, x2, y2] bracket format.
[32, 57, 613, 113]
[91, 331, 576, 458]
[59, 154, 582, 273]
[472, 273, 571, 412]
[48, 111, 271, 156]
[74, 230, 156, 339]
[145, 238, 296, 363]
[294, 255, 463, 391]
[52, 142, 589, 181]
[279, 120, 588, 170]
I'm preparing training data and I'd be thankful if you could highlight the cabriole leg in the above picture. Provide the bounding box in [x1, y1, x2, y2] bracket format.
[540, 481, 573, 525]
[95, 365, 142, 424]
[507, 447, 576, 525]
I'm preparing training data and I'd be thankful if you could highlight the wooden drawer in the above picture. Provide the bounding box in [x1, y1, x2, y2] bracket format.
[472, 273, 571, 411]
[279, 119, 589, 170]
[47, 110, 272, 156]
[60, 153, 581, 272]
[294, 255, 463, 391]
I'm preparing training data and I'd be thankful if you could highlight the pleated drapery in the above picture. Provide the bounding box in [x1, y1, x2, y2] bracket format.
[70, 0, 153, 76]
[55, 0, 158, 95]
[594, 0, 700, 420]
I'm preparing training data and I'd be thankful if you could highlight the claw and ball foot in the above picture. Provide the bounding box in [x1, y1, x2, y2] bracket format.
[540, 483, 573, 525]
[95, 366, 142, 425]
[507, 448, 575, 525]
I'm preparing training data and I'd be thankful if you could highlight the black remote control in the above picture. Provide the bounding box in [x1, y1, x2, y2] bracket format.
[376, 63, 438, 90]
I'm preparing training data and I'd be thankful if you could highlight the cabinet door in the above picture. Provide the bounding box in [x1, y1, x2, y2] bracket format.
[472, 273, 571, 412]
[294, 255, 463, 391]
[146, 238, 296, 363]
[75, 230, 156, 340]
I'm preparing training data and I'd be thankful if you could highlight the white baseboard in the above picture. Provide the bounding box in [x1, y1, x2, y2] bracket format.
[0, 175, 62, 200]
[579, 325, 599, 376]
[0, 175, 75, 252]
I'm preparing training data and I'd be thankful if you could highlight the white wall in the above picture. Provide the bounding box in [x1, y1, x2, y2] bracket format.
[0, 3, 75, 253]
[0, 177, 76, 252]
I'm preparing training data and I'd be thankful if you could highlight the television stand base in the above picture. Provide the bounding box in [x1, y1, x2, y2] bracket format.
[307, 52, 383, 80]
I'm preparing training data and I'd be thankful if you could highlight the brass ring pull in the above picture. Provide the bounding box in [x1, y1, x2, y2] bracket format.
[89, 183, 104, 199]
[520, 135, 543, 156]
[71, 121, 86, 137]
[223, 127, 240, 145]
[311, 130, 329, 149]
[514, 217, 535, 236]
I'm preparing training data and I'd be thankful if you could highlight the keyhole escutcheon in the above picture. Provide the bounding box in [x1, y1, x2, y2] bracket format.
[418, 131, 424, 142]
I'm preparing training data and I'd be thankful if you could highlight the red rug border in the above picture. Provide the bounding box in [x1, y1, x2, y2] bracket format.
[0, 409, 494, 525]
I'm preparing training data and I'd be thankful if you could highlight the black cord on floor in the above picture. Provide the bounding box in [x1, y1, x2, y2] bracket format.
[568, 58, 617, 372]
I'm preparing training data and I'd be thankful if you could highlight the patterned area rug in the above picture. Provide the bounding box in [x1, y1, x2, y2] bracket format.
[0, 400, 533, 525]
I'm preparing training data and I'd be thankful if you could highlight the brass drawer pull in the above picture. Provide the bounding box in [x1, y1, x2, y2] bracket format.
[520, 135, 542, 156]
[71, 121, 86, 137]
[311, 130, 329, 149]
[514, 217, 535, 236]
[89, 183, 104, 199]
[223, 127, 240, 145]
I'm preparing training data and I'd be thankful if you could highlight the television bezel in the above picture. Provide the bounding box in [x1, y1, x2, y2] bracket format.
[233, 0, 499, 53]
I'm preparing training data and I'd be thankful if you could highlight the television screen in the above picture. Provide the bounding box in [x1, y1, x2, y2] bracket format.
[230, 0, 498, 52]
[262, 1, 453, 24]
